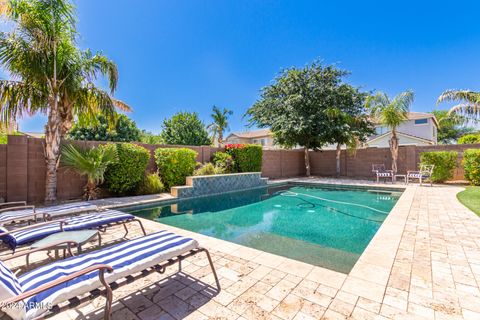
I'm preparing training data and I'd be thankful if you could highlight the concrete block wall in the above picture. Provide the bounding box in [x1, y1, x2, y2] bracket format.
[0, 135, 478, 203]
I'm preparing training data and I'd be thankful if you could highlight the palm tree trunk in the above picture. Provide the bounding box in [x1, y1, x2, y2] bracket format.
[44, 97, 61, 204]
[335, 143, 341, 178]
[218, 131, 223, 146]
[304, 146, 311, 176]
[390, 129, 399, 175]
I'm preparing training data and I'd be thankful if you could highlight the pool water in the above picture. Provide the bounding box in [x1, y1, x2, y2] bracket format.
[125, 184, 402, 273]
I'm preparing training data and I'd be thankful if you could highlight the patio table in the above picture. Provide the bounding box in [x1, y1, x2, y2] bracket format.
[27, 230, 101, 267]
[395, 174, 407, 185]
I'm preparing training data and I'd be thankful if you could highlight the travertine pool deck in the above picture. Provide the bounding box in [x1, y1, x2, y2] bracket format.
[1, 180, 479, 320]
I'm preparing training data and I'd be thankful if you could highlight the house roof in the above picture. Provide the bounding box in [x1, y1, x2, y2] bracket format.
[367, 131, 435, 145]
[227, 129, 272, 139]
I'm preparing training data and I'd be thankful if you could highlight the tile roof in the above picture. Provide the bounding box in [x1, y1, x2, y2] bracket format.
[228, 129, 272, 138]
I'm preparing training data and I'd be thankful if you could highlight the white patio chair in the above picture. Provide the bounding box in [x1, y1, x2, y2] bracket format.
[407, 165, 435, 186]
[372, 164, 394, 183]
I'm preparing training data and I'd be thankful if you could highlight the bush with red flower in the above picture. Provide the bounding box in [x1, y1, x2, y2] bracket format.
[224, 144, 262, 172]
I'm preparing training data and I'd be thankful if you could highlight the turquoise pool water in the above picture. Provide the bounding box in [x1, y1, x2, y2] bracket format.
[125, 184, 402, 273]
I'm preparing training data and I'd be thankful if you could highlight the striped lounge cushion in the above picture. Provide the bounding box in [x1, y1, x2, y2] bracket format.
[0, 261, 22, 302]
[0, 210, 134, 250]
[5, 231, 199, 320]
[0, 202, 98, 224]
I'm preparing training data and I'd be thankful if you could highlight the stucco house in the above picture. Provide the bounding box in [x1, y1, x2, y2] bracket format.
[365, 112, 438, 148]
[225, 112, 437, 149]
[224, 129, 277, 148]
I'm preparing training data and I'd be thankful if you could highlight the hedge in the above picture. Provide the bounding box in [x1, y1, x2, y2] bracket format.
[420, 151, 458, 183]
[212, 151, 235, 173]
[136, 173, 164, 195]
[225, 144, 262, 172]
[104, 143, 150, 195]
[155, 148, 197, 189]
[458, 134, 480, 144]
[463, 149, 480, 186]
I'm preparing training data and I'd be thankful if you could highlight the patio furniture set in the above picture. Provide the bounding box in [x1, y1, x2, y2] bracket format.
[372, 164, 435, 185]
[0, 202, 219, 320]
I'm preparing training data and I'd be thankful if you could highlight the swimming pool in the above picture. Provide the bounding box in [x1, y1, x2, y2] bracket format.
[124, 183, 402, 273]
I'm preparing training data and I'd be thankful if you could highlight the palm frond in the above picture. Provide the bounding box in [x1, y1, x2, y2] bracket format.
[61, 144, 117, 185]
[366, 90, 413, 129]
[448, 103, 480, 118]
[437, 90, 480, 119]
[0, 80, 48, 124]
[437, 90, 480, 105]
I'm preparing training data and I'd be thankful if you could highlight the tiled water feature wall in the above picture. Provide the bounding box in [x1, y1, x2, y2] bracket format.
[171, 172, 268, 198]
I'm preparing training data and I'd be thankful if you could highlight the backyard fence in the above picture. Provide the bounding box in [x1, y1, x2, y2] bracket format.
[0, 135, 479, 203]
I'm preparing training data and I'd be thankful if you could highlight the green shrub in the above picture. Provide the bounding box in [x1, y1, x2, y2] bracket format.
[463, 149, 480, 186]
[458, 134, 480, 144]
[104, 143, 150, 195]
[155, 148, 197, 189]
[420, 151, 458, 183]
[136, 173, 164, 195]
[212, 152, 235, 173]
[194, 163, 220, 176]
[225, 144, 263, 172]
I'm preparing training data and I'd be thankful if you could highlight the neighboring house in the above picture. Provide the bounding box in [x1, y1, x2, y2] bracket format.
[225, 112, 438, 149]
[366, 112, 438, 148]
[225, 129, 278, 148]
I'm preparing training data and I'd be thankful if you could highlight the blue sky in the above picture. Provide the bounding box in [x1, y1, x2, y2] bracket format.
[11, 0, 480, 134]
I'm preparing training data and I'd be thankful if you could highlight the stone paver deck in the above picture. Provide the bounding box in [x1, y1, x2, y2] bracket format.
[1, 181, 479, 320]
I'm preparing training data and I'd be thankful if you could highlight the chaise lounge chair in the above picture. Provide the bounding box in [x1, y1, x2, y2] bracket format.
[0, 230, 219, 320]
[0, 210, 145, 252]
[0, 202, 98, 225]
[372, 164, 394, 183]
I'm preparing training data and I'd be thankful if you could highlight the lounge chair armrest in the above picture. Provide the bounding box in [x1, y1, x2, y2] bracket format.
[0, 264, 113, 304]
[0, 205, 35, 214]
[0, 219, 67, 237]
[2, 240, 79, 261]
[0, 202, 27, 209]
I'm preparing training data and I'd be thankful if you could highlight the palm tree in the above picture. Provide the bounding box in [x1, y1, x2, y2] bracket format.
[207, 106, 233, 146]
[366, 90, 414, 174]
[437, 90, 480, 120]
[61, 144, 118, 200]
[0, 0, 129, 203]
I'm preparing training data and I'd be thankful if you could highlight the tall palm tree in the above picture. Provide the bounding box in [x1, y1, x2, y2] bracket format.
[0, 0, 129, 203]
[61, 144, 118, 200]
[437, 90, 480, 120]
[207, 106, 233, 146]
[366, 90, 414, 174]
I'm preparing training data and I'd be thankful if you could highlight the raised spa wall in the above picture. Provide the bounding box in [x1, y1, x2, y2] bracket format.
[171, 172, 268, 198]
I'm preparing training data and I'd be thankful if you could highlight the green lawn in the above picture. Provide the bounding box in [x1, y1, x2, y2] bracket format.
[457, 187, 480, 216]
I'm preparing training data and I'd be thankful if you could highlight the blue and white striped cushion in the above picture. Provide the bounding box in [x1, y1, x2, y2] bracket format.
[0, 222, 63, 251]
[0, 260, 22, 302]
[0, 202, 98, 224]
[63, 210, 133, 231]
[6, 231, 199, 320]
[0, 211, 134, 250]
[408, 173, 423, 178]
[376, 172, 392, 177]
[0, 210, 40, 225]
